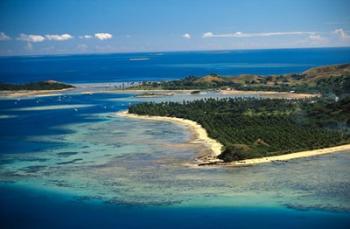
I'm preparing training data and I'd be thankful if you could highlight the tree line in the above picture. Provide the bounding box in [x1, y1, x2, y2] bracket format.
[129, 97, 350, 162]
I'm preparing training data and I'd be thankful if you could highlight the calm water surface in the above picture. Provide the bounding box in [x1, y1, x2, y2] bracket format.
[1, 47, 350, 83]
[0, 92, 349, 228]
[1, 48, 350, 228]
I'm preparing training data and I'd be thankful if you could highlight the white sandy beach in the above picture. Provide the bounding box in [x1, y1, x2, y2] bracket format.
[117, 110, 350, 167]
[0, 84, 319, 100]
[121, 89, 319, 99]
[220, 89, 320, 99]
[230, 144, 350, 166]
[0, 88, 74, 99]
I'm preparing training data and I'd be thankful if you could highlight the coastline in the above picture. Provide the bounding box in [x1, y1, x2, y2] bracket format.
[120, 89, 319, 99]
[220, 89, 320, 99]
[0, 85, 319, 100]
[229, 144, 350, 166]
[117, 110, 350, 167]
[0, 88, 74, 99]
[117, 110, 224, 165]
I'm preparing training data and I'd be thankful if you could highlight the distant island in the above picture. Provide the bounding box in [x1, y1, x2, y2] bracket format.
[129, 63, 350, 97]
[0, 80, 74, 91]
[126, 64, 350, 164]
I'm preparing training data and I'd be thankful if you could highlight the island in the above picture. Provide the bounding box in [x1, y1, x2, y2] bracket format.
[123, 64, 350, 165]
[128, 63, 350, 96]
[0, 80, 75, 97]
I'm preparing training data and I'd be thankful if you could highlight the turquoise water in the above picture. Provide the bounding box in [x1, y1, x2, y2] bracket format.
[0, 91, 350, 228]
[1, 47, 350, 228]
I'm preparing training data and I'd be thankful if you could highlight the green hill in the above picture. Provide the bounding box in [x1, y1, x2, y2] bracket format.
[130, 63, 350, 96]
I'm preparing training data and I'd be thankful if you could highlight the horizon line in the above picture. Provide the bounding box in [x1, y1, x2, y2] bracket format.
[1, 46, 350, 58]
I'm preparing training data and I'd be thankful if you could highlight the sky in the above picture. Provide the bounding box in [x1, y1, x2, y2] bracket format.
[0, 0, 349, 56]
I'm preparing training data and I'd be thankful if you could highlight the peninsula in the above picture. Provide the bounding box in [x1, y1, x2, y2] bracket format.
[125, 64, 350, 165]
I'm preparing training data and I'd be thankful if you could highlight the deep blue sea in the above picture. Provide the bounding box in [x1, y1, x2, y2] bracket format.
[1, 48, 350, 228]
[1, 47, 350, 83]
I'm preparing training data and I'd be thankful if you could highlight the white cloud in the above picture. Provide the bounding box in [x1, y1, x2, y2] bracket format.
[202, 32, 214, 38]
[308, 34, 328, 43]
[45, 34, 73, 41]
[0, 32, 11, 41]
[182, 33, 191, 39]
[334, 28, 350, 41]
[94, 33, 112, 40]
[17, 34, 45, 42]
[301, 34, 329, 46]
[202, 31, 316, 38]
[79, 35, 93, 39]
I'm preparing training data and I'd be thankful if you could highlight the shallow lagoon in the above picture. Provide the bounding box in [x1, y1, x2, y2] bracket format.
[0, 92, 350, 228]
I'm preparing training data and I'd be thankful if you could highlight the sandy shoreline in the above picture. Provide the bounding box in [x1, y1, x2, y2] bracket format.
[117, 110, 224, 165]
[120, 89, 319, 99]
[117, 110, 350, 167]
[0, 86, 318, 100]
[229, 144, 350, 166]
[220, 89, 320, 99]
[0, 88, 74, 99]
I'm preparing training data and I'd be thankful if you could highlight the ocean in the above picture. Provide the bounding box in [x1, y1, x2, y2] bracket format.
[0, 48, 350, 228]
[1, 47, 350, 83]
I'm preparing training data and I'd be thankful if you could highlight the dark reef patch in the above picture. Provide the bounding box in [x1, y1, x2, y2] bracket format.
[22, 165, 47, 173]
[57, 158, 83, 165]
[57, 151, 79, 157]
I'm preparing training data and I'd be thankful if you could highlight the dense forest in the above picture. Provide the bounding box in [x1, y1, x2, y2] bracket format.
[129, 97, 350, 162]
[0, 80, 74, 91]
[129, 64, 350, 97]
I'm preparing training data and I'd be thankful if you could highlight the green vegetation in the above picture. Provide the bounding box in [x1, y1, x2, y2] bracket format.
[129, 97, 350, 162]
[129, 63, 350, 161]
[129, 64, 350, 97]
[0, 80, 74, 91]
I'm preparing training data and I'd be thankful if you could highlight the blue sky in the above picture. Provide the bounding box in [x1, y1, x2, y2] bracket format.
[0, 0, 349, 56]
